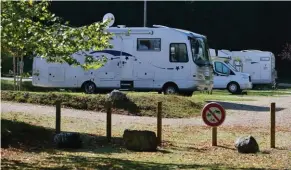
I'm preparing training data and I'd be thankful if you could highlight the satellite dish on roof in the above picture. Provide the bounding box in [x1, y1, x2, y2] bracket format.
[103, 13, 115, 27]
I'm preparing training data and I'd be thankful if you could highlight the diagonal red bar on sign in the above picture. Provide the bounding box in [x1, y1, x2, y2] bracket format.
[208, 109, 220, 122]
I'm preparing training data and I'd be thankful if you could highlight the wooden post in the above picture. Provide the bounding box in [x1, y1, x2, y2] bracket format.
[55, 100, 61, 134]
[157, 102, 162, 146]
[270, 102, 276, 148]
[106, 101, 112, 143]
[212, 127, 217, 146]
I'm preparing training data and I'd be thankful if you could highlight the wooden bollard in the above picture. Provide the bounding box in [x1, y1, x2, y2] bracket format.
[106, 101, 112, 143]
[55, 100, 61, 134]
[157, 102, 162, 146]
[270, 102, 276, 148]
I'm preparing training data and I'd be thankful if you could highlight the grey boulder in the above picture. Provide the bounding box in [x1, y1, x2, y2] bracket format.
[123, 129, 157, 152]
[235, 135, 259, 153]
[106, 89, 128, 101]
[54, 132, 82, 149]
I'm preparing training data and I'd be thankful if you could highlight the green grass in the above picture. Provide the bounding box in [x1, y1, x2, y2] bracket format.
[204, 89, 291, 97]
[1, 79, 64, 92]
[1, 89, 254, 118]
[2, 112, 291, 170]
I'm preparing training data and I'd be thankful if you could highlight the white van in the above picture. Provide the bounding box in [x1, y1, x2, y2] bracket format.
[32, 16, 213, 96]
[210, 50, 252, 94]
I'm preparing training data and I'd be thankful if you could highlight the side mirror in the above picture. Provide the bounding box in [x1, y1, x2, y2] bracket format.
[226, 69, 230, 76]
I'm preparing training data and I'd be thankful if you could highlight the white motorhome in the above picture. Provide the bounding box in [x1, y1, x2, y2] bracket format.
[209, 49, 252, 94]
[209, 49, 277, 87]
[32, 14, 213, 96]
[230, 50, 277, 87]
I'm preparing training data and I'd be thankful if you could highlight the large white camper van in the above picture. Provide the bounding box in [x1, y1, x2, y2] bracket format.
[32, 14, 213, 96]
[209, 49, 277, 88]
[209, 49, 252, 94]
[230, 50, 277, 87]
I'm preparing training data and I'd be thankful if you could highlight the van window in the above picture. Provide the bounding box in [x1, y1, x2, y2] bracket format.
[137, 38, 161, 51]
[260, 57, 270, 61]
[214, 62, 229, 74]
[169, 43, 189, 62]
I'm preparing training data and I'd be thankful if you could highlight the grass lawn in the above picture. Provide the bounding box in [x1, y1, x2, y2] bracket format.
[2, 112, 291, 170]
[1, 90, 255, 118]
[2, 79, 291, 119]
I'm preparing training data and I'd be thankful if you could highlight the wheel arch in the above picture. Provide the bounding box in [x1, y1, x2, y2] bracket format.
[162, 82, 179, 91]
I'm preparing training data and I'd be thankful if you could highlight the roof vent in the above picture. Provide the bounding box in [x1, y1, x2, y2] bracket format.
[117, 25, 126, 28]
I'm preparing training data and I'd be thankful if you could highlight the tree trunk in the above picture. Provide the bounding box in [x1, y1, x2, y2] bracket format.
[13, 56, 16, 91]
[16, 56, 19, 91]
[19, 56, 24, 91]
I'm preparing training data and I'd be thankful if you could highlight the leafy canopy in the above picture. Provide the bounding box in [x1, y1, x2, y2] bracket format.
[1, 0, 113, 70]
[279, 43, 291, 61]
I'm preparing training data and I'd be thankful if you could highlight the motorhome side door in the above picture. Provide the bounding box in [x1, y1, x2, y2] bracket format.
[120, 38, 134, 80]
[260, 57, 271, 82]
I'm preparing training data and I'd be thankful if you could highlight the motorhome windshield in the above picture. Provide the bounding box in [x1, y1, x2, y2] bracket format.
[225, 61, 239, 72]
[190, 38, 211, 66]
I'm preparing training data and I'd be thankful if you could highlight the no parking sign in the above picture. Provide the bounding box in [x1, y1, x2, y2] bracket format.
[202, 102, 226, 127]
[201, 102, 226, 146]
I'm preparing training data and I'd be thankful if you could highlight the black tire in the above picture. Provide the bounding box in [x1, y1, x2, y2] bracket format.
[163, 84, 179, 95]
[83, 81, 96, 94]
[227, 82, 241, 94]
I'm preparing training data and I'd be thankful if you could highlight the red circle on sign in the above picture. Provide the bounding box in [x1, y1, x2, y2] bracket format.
[201, 102, 226, 127]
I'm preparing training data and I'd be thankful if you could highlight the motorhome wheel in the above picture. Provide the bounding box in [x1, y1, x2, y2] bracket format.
[163, 85, 178, 95]
[84, 82, 96, 94]
[227, 82, 241, 94]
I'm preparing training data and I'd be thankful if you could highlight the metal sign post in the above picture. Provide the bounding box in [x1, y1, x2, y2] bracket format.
[201, 102, 226, 146]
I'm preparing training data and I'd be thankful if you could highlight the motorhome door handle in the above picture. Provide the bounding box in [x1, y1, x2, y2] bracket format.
[193, 75, 196, 77]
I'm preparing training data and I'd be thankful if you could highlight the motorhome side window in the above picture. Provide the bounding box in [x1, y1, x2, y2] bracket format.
[214, 62, 229, 75]
[169, 43, 189, 62]
[137, 38, 161, 51]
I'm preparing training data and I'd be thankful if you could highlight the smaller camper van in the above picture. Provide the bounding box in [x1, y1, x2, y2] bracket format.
[209, 49, 277, 88]
[32, 14, 214, 95]
[209, 49, 252, 94]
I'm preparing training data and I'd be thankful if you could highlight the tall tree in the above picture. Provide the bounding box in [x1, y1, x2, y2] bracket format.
[279, 43, 291, 61]
[1, 0, 113, 90]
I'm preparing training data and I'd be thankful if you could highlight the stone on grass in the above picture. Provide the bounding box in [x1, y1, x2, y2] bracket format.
[106, 89, 128, 102]
[123, 129, 157, 152]
[235, 135, 259, 153]
[54, 132, 82, 149]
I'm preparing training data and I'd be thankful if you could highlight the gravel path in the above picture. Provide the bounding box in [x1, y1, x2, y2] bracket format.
[1, 95, 291, 128]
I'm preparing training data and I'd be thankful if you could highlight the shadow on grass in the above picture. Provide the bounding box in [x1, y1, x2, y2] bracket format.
[217, 145, 236, 151]
[162, 141, 210, 153]
[205, 101, 285, 112]
[1, 118, 172, 155]
[111, 98, 141, 116]
[1, 156, 268, 170]
[1, 119, 126, 154]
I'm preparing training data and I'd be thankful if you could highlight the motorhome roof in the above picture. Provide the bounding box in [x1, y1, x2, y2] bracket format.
[174, 28, 206, 39]
[232, 50, 274, 56]
[107, 25, 206, 39]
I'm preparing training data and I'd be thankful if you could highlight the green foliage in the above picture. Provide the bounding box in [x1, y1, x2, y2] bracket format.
[1, 0, 113, 70]
[233, 57, 241, 62]
[278, 43, 291, 61]
[1, 80, 61, 92]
